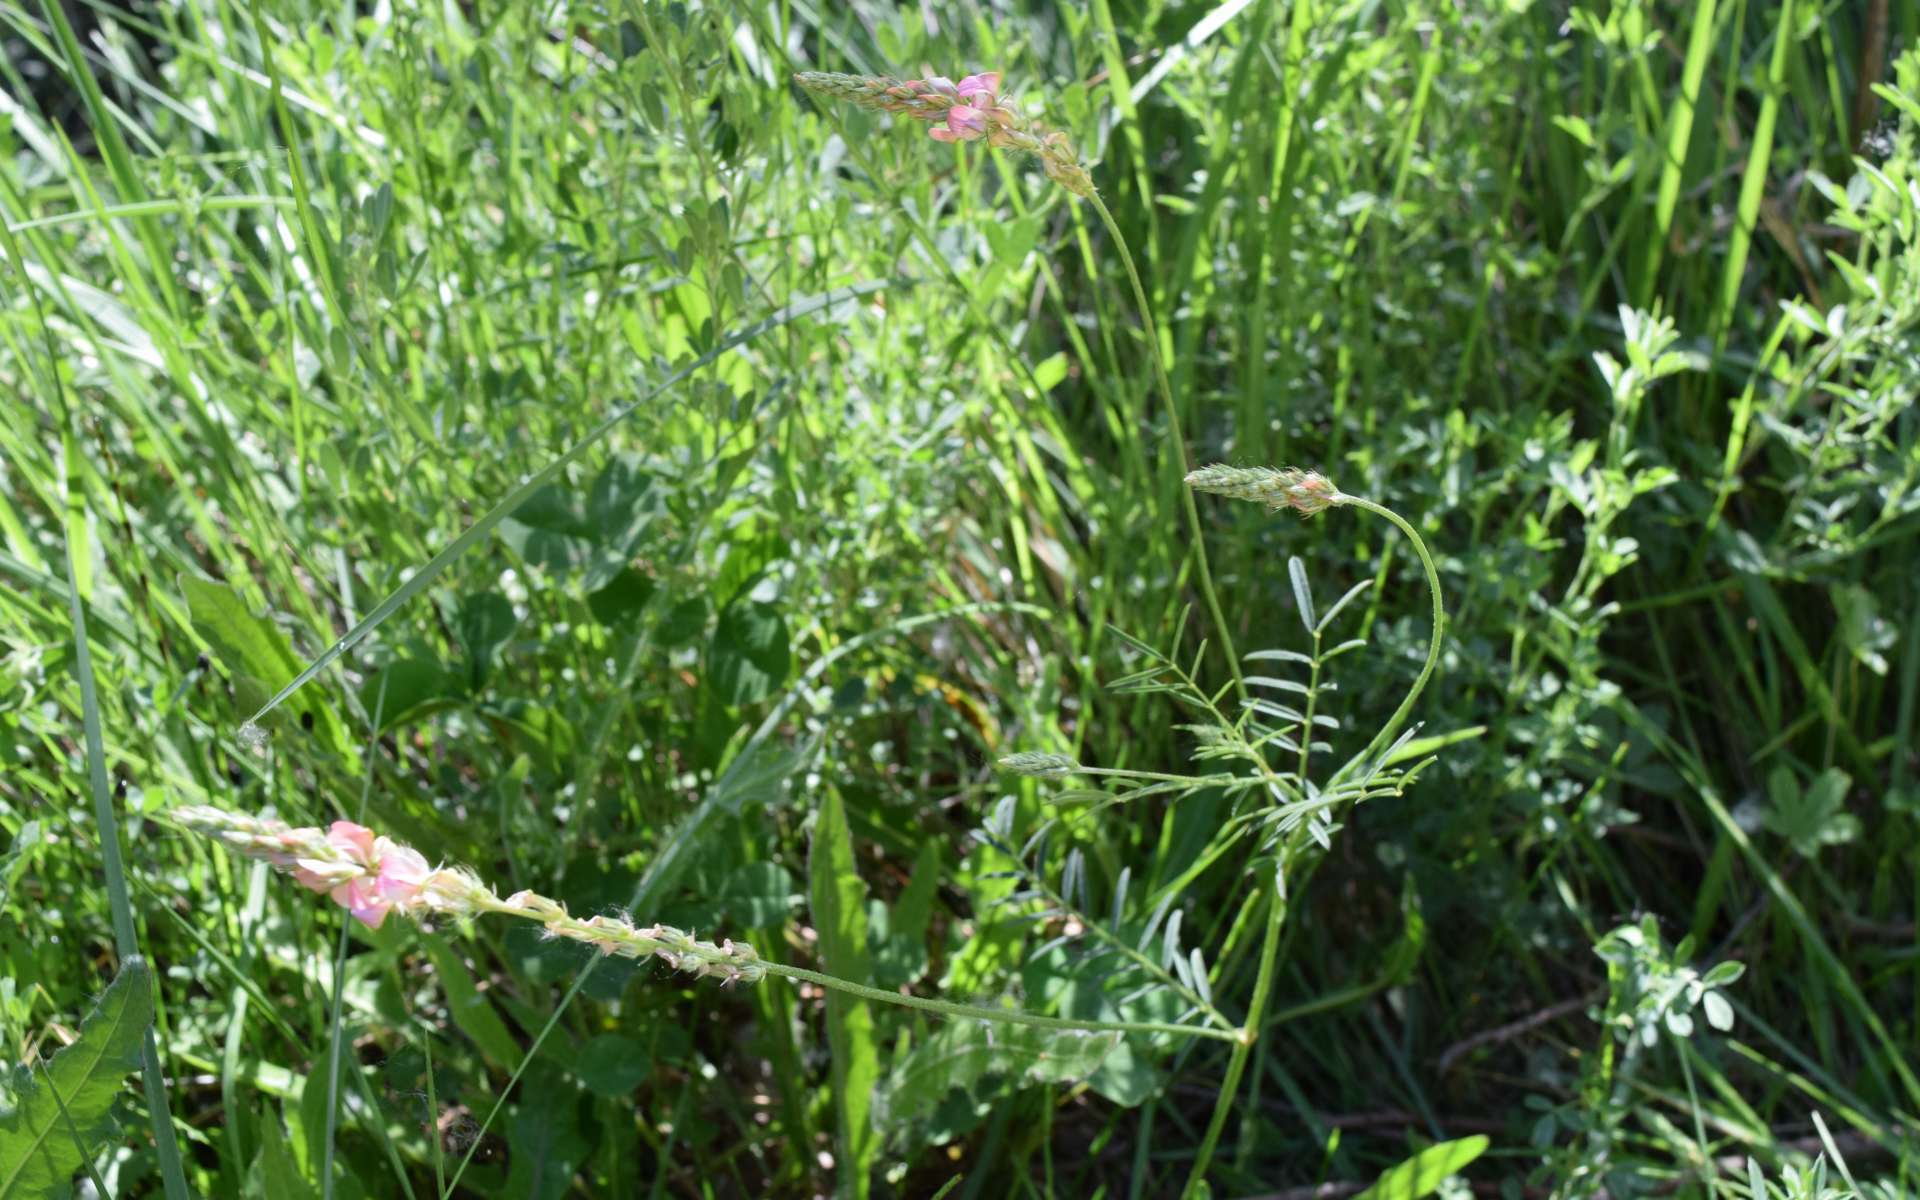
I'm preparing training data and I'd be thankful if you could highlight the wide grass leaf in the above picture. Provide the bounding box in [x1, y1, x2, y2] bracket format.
[1354, 1135, 1489, 1199]
[0, 957, 153, 1199]
[809, 787, 879, 1198]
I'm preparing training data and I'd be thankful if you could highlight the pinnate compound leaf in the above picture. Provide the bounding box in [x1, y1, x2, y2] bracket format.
[1354, 1135, 1490, 1199]
[0, 957, 153, 1200]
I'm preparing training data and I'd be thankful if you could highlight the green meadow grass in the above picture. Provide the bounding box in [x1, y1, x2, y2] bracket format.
[2, 0, 1918, 1196]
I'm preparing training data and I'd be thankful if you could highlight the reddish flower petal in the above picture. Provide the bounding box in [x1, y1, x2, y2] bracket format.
[325, 821, 377, 864]
[956, 72, 1000, 98]
[375, 842, 431, 904]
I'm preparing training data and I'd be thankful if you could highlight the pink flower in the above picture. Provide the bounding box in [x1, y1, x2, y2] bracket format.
[955, 72, 999, 100]
[930, 105, 988, 143]
[333, 877, 392, 929]
[374, 839, 431, 905]
[285, 820, 435, 928]
[291, 820, 378, 892]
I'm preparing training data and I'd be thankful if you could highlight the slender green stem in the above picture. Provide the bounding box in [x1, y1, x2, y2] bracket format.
[1330, 495, 1446, 782]
[475, 897, 1239, 1044]
[1089, 192, 1247, 704]
[1182, 869, 1286, 1195]
[761, 963, 1240, 1043]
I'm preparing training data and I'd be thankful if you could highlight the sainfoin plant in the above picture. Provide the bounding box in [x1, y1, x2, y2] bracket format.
[159, 65, 1476, 1197]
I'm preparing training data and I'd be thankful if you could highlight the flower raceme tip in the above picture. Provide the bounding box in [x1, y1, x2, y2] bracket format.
[1185, 465, 1342, 516]
[792, 69, 1095, 198]
[170, 806, 766, 984]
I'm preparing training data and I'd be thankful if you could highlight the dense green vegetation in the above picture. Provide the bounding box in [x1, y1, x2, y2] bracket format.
[2, 0, 1917, 1195]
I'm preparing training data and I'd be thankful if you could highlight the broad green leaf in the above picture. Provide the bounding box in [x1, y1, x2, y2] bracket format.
[455, 592, 520, 684]
[572, 1035, 650, 1098]
[872, 841, 942, 989]
[585, 452, 659, 566]
[357, 657, 464, 733]
[245, 1113, 318, 1200]
[1354, 1135, 1489, 1199]
[179, 574, 348, 753]
[711, 600, 789, 706]
[719, 862, 801, 930]
[504, 1082, 588, 1200]
[420, 938, 524, 1071]
[0, 958, 152, 1199]
[810, 787, 879, 1199]
[874, 1020, 1122, 1132]
[586, 568, 655, 628]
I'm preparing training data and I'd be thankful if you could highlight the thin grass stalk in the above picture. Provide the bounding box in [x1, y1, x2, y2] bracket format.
[1638, 0, 1722, 308]
[240, 281, 890, 730]
[0, 194, 191, 1200]
[1089, 193, 1248, 704]
[1712, 0, 1796, 348]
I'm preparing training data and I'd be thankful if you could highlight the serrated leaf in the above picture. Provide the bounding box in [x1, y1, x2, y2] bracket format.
[0, 958, 152, 1199]
[1354, 1135, 1489, 1199]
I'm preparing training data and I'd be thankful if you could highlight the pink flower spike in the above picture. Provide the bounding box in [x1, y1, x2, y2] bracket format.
[374, 841, 431, 905]
[924, 76, 958, 97]
[955, 72, 999, 99]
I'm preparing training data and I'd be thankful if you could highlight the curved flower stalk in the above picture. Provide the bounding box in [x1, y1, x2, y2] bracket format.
[1176, 466, 1447, 1196]
[793, 70, 1095, 197]
[171, 806, 1239, 1041]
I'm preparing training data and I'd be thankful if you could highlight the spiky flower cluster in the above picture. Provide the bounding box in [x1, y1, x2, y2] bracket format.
[1185, 465, 1342, 516]
[173, 807, 764, 985]
[998, 751, 1080, 778]
[794, 70, 1095, 198]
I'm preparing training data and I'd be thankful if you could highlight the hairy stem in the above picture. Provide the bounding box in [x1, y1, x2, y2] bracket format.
[1090, 192, 1247, 704]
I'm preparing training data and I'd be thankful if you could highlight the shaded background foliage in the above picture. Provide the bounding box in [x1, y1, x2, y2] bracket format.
[2, 0, 1917, 1195]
